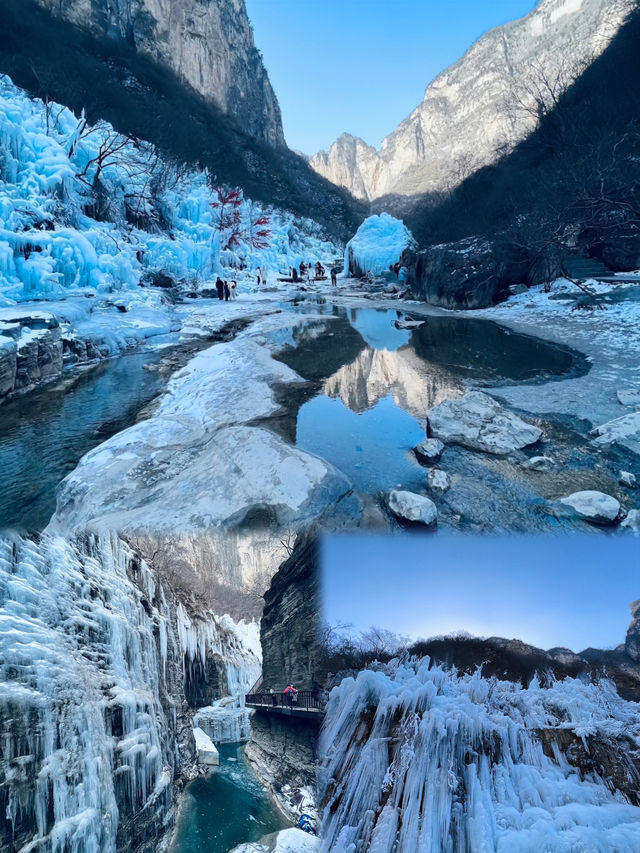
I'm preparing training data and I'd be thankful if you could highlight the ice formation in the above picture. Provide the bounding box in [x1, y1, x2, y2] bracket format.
[194, 696, 253, 744]
[0, 532, 262, 852]
[319, 658, 640, 852]
[0, 73, 338, 307]
[344, 213, 415, 276]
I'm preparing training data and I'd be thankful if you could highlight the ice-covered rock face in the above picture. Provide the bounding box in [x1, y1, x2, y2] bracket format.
[0, 532, 261, 852]
[310, 0, 631, 199]
[319, 660, 640, 852]
[31, 0, 285, 148]
[426, 390, 543, 455]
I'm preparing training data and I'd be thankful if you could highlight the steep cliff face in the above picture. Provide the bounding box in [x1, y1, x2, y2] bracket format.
[32, 0, 284, 147]
[310, 0, 632, 201]
[259, 534, 320, 693]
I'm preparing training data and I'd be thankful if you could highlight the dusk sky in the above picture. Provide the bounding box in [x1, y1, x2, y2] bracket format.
[322, 534, 639, 652]
[245, 0, 536, 154]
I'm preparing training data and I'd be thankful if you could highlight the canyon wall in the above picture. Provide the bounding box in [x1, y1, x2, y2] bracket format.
[310, 0, 632, 201]
[32, 0, 284, 147]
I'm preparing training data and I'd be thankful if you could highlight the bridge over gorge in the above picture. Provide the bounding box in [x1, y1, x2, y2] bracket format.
[245, 690, 324, 719]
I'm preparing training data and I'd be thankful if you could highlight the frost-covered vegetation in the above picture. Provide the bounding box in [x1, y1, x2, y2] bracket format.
[319, 658, 640, 852]
[0, 74, 338, 306]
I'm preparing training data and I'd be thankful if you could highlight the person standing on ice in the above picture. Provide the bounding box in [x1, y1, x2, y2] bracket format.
[223, 280, 231, 301]
[331, 266, 339, 287]
[260, 266, 267, 285]
[230, 280, 238, 300]
[215, 276, 225, 300]
[256, 268, 262, 286]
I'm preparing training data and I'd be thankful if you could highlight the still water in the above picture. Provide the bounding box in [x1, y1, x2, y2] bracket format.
[171, 744, 288, 853]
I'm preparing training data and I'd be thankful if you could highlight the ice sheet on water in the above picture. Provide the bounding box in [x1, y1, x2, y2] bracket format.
[319, 659, 640, 852]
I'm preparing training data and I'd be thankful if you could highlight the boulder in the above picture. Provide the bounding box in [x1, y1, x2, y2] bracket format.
[522, 455, 555, 471]
[387, 489, 437, 527]
[619, 471, 637, 488]
[621, 509, 640, 534]
[193, 726, 219, 766]
[590, 412, 640, 450]
[616, 388, 639, 408]
[412, 237, 526, 309]
[413, 438, 445, 465]
[509, 284, 528, 295]
[427, 468, 450, 493]
[427, 391, 542, 455]
[557, 490, 621, 525]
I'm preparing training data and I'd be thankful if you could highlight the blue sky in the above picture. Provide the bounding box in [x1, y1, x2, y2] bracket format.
[322, 534, 639, 652]
[245, 0, 536, 154]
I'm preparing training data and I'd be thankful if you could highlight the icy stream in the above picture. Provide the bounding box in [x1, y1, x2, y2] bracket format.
[171, 743, 288, 853]
[0, 348, 165, 530]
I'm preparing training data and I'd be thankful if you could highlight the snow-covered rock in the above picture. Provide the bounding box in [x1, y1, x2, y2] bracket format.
[229, 828, 320, 853]
[557, 490, 621, 525]
[617, 388, 640, 407]
[427, 390, 542, 455]
[50, 336, 352, 535]
[427, 468, 450, 493]
[193, 727, 219, 765]
[621, 509, 640, 534]
[345, 213, 415, 277]
[413, 437, 445, 465]
[619, 471, 637, 488]
[590, 412, 640, 451]
[522, 455, 555, 471]
[387, 490, 437, 526]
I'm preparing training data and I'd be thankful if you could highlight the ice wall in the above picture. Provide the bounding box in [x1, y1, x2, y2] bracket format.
[0, 532, 262, 852]
[0, 74, 338, 306]
[319, 659, 640, 852]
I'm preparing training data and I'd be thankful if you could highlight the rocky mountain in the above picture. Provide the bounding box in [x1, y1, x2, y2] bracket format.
[31, 0, 285, 147]
[310, 0, 632, 201]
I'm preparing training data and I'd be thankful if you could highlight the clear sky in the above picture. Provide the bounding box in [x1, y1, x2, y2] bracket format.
[245, 0, 536, 154]
[322, 534, 639, 652]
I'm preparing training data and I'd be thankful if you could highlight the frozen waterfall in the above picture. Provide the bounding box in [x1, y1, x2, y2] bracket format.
[0, 532, 262, 852]
[318, 658, 640, 852]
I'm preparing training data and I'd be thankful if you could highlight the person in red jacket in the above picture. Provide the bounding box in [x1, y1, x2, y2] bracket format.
[283, 683, 297, 707]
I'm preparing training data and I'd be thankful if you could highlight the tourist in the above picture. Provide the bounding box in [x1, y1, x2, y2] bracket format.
[260, 266, 267, 285]
[256, 268, 262, 286]
[283, 683, 297, 706]
[331, 266, 339, 287]
[230, 280, 237, 300]
[215, 276, 225, 300]
[224, 280, 230, 301]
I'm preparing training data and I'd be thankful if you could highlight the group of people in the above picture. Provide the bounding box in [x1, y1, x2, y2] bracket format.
[215, 276, 237, 301]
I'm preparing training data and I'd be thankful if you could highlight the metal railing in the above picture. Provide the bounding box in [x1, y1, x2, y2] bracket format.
[245, 690, 324, 713]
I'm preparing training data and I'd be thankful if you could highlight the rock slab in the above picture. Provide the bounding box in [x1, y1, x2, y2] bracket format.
[388, 490, 437, 526]
[427, 390, 542, 455]
[557, 490, 621, 525]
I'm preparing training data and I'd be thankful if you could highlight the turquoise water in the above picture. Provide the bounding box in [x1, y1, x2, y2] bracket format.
[171, 744, 288, 853]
